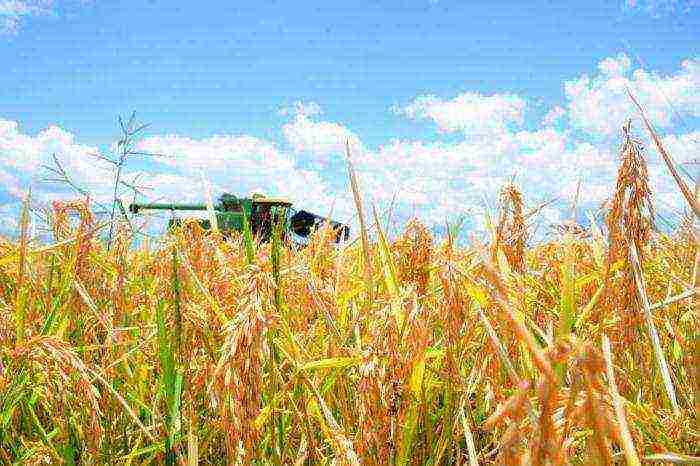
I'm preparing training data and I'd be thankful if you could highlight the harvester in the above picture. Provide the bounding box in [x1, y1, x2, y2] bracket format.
[128, 192, 350, 244]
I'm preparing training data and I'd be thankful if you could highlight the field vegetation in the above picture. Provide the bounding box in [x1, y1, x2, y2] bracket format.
[0, 105, 698, 464]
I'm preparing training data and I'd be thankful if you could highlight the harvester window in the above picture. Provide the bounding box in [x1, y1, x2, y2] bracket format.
[220, 198, 242, 212]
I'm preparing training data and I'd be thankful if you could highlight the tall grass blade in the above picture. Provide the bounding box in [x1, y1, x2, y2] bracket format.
[241, 206, 255, 265]
[156, 299, 182, 464]
[556, 235, 576, 381]
[305, 379, 360, 466]
[626, 228, 680, 415]
[15, 189, 31, 344]
[642, 453, 700, 464]
[345, 140, 373, 301]
[602, 335, 641, 466]
[459, 399, 479, 466]
[396, 352, 425, 466]
[371, 204, 404, 329]
[171, 245, 182, 358]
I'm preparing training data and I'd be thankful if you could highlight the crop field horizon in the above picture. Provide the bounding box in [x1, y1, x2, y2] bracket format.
[0, 104, 699, 465]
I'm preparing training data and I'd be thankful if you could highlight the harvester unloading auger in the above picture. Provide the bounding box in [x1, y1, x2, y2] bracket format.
[128, 192, 350, 244]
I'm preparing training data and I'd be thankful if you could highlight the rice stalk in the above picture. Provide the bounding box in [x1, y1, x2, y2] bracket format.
[346, 140, 374, 303]
[602, 335, 641, 466]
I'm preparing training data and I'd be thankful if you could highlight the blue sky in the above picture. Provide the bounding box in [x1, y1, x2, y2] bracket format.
[0, 0, 698, 238]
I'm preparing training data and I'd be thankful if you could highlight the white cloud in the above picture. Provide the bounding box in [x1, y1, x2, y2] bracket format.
[646, 131, 700, 218]
[346, 126, 621, 230]
[0, 202, 20, 236]
[139, 134, 295, 174]
[0, 119, 112, 201]
[136, 133, 343, 220]
[598, 53, 632, 77]
[0, 119, 125, 239]
[655, 131, 700, 165]
[1, 16, 18, 34]
[623, 0, 698, 17]
[1, 53, 697, 240]
[542, 106, 566, 127]
[564, 54, 699, 138]
[0, 119, 350, 238]
[394, 92, 527, 138]
[0, 168, 21, 197]
[0, 0, 53, 35]
[278, 101, 323, 118]
[281, 110, 362, 164]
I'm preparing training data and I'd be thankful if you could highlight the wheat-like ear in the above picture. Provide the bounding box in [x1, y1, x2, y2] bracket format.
[493, 182, 527, 272]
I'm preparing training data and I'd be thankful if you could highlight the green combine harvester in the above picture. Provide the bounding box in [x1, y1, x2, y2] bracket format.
[129, 192, 350, 244]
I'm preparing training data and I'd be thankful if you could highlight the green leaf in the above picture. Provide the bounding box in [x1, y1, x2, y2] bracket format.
[557, 237, 576, 384]
[396, 351, 428, 466]
[241, 207, 255, 265]
[168, 370, 184, 446]
[156, 300, 175, 400]
[371, 205, 403, 329]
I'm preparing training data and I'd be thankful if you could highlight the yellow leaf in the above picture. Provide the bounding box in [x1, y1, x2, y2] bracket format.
[372, 205, 404, 330]
[496, 248, 511, 276]
[409, 356, 426, 399]
[301, 357, 360, 372]
[465, 283, 489, 307]
[252, 405, 273, 431]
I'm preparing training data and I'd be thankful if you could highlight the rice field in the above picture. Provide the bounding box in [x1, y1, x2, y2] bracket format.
[0, 117, 698, 465]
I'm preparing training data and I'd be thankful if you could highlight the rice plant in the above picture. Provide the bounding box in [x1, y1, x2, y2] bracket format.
[0, 119, 698, 465]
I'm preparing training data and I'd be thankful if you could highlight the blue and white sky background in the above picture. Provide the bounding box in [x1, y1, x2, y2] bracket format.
[1, 0, 698, 238]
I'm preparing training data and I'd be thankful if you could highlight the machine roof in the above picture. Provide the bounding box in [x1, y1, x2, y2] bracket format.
[253, 197, 293, 206]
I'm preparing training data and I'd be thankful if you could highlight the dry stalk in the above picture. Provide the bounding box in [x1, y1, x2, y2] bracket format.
[345, 140, 374, 303]
[602, 335, 641, 466]
[626, 226, 681, 415]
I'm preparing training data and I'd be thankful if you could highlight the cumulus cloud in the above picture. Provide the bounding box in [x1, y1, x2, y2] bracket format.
[1, 0, 97, 36]
[564, 54, 699, 138]
[347, 127, 620, 231]
[136, 133, 345, 220]
[646, 131, 700, 218]
[393, 92, 527, 139]
[597, 53, 632, 77]
[0, 168, 21, 198]
[281, 105, 362, 165]
[139, 134, 295, 175]
[1, 52, 697, 240]
[135, 113, 605, 234]
[0, 118, 123, 237]
[0, 118, 349, 237]
[542, 106, 566, 127]
[0, 119, 113, 199]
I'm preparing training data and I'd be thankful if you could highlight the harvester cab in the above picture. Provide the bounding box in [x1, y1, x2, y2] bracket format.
[128, 192, 349, 244]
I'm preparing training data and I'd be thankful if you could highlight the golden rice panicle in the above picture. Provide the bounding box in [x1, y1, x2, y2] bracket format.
[603, 119, 657, 360]
[606, 119, 655, 265]
[393, 218, 433, 298]
[493, 182, 528, 273]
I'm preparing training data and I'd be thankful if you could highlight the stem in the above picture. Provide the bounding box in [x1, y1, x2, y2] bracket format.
[107, 159, 124, 250]
[626, 228, 680, 415]
[602, 335, 641, 466]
